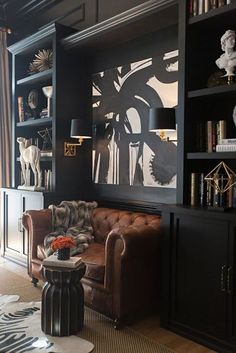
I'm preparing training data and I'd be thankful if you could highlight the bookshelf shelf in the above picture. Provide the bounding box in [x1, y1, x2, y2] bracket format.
[16, 69, 53, 86]
[188, 84, 236, 99]
[16, 117, 52, 127]
[187, 152, 236, 160]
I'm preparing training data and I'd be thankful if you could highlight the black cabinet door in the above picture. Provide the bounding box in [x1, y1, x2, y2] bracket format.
[170, 213, 228, 338]
[228, 222, 236, 342]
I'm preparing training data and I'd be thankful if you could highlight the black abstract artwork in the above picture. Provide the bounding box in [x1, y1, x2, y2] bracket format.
[92, 50, 178, 188]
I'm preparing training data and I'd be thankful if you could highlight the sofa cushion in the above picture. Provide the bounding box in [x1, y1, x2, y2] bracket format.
[37, 242, 105, 284]
[80, 243, 105, 283]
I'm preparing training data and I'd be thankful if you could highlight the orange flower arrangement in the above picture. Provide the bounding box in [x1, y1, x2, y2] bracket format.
[51, 236, 76, 251]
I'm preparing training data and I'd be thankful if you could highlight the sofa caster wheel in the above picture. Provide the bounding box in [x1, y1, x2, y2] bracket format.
[113, 318, 121, 330]
[31, 277, 38, 287]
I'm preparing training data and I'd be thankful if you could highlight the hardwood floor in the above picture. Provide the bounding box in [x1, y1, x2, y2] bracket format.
[130, 314, 216, 353]
[0, 256, 216, 353]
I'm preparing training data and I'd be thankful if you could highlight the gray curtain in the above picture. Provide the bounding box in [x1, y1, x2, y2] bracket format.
[0, 31, 11, 188]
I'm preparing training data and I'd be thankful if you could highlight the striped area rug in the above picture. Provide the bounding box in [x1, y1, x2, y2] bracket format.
[0, 268, 175, 353]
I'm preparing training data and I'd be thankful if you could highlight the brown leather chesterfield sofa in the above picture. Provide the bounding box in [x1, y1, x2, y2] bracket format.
[22, 206, 162, 326]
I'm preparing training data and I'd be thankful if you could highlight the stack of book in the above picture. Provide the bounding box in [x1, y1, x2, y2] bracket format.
[40, 108, 49, 118]
[216, 138, 236, 152]
[40, 150, 52, 157]
[43, 254, 83, 268]
[190, 0, 232, 17]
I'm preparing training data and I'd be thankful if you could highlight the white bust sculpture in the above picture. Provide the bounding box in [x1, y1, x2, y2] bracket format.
[216, 29, 236, 77]
[17, 137, 42, 190]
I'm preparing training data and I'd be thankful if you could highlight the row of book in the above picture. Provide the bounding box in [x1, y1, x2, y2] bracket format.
[198, 120, 226, 152]
[43, 254, 83, 268]
[189, 0, 232, 17]
[41, 150, 52, 157]
[20, 168, 52, 190]
[191, 172, 235, 208]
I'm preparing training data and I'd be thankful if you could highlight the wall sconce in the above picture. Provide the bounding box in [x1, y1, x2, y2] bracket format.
[64, 118, 92, 157]
[148, 107, 176, 141]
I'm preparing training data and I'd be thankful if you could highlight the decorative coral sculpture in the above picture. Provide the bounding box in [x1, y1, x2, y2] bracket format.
[28, 49, 53, 74]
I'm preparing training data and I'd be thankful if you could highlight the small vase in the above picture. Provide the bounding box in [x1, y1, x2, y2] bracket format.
[57, 247, 70, 261]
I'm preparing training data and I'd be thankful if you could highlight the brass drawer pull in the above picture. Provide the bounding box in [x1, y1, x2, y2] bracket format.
[227, 266, 232, 294]
[220, 265, 226, 292]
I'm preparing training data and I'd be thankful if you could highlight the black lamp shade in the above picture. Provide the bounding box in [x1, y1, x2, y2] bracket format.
[149, 107, 176, 132]
[70, 119, 91, 139]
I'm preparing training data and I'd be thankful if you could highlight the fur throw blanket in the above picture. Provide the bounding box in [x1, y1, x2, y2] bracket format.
[44, 200, 97, 257]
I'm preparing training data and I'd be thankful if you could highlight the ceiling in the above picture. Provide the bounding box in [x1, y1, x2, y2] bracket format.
[0, 0, 178, 46]
[0, 0, 96, 42]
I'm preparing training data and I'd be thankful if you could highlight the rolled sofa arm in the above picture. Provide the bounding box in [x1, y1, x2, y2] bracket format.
[22, 209, 52, 260]
[104, 224, 161, 319]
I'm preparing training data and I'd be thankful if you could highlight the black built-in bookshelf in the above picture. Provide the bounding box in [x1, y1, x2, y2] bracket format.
[161, 2, 236, 353]
[177, 1, 236, 209]
[1, 23, 92, 265]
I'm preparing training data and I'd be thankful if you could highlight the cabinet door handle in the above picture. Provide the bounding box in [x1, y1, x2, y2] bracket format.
[227, 266, 232, 294]
[220, 265, 226, 291]
[18, 218, 23, 233]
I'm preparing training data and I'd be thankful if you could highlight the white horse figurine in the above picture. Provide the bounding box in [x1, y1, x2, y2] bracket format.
[17, 137, 42, 188]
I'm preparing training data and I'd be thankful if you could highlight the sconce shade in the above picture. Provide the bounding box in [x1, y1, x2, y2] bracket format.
[148, 107, 176, 132]
[70, 119, 91, 139]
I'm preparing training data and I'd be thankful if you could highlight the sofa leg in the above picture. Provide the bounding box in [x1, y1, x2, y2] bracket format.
[31, 277, 38, 287]
[113, 318, 121, 330]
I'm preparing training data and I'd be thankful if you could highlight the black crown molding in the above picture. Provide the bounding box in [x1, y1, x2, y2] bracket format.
[15, 0, 57, 18]
[7, 22, 75, 54]
[7, 22, 57, 54]
[62, 0, 178, 50]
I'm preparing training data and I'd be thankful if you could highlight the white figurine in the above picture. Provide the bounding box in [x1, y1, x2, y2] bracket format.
[17, 137, 42, 189]
[216, 29, 236, 77]
[233, 105, 236, 128]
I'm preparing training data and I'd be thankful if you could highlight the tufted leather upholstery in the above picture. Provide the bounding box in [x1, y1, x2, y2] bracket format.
[22, 206, 162, 323]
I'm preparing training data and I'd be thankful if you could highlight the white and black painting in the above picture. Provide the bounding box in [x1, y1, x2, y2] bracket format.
[92, 50, 178, 188]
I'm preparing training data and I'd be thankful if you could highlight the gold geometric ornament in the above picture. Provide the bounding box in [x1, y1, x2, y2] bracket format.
[204, 161, 236, 193]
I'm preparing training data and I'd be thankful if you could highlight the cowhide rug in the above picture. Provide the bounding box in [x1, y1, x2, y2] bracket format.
[0, 297, 94, 353]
